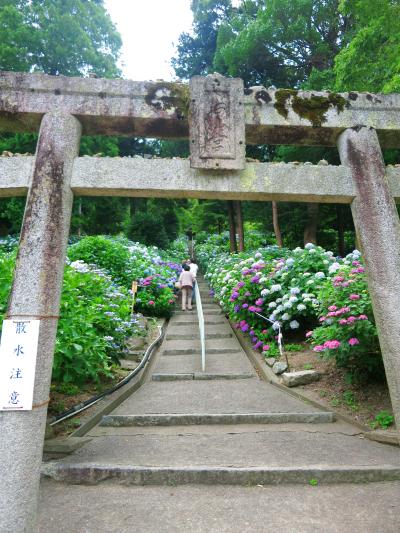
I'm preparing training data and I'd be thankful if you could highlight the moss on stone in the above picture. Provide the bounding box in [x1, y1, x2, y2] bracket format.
[292, 93, 347, 127]
[274, 89, 298, 119]
[145, 82, 190, 119]
[274, 90, 347, 127]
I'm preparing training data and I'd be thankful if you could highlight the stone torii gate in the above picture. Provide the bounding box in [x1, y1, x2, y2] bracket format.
[1, 70, 400, 530]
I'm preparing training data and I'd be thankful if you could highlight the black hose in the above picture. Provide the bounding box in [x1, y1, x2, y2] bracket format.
[49, 323, 165, 426]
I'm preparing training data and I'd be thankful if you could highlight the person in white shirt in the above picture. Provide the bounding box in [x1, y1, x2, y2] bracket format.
[188, 258, 198, 304]
[179, 264, 195, 310]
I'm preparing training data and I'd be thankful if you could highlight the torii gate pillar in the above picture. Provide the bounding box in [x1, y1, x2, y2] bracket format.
[338, 126, 400, 431]
[0, 112, 81, 532]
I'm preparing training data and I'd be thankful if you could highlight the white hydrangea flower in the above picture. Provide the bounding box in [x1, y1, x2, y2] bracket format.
[328, 262, 341, 274]
[303, 272, 311, 277]
[325, 318, 334, 325]
[293, 247, 302, 253]
[289, 296, 298, 304]
[261, 288, 270, 296]
[276, 298, 282, 303]
[308, 249, 316, 254]
[282, 313, 291, 321]
[286, 257, 295, 266]
[259, 276, 267, 283]
[307, 280, 314, 285]
[276, 305, 284, 312]
[272, 321, 281, 330]
[323, 260, 329, 265]
[269, 314, 276, 321]
[268, 302, 277, 308]
[303, 298, 311, 303]
[254, 252, 262, 259]
[315, 272, 325, 279]
[290, 287, 300, 295]
[305, 243, 315, 250]
[290, 320, 300, 329]
[271, 284, 281, 292]
[297, 303, 306, 311]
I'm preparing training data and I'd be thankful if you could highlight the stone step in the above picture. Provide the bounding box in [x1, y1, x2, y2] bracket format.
[42, 464, 400, 486]
[110, 379, 334, 417]
[166, 332, 232, 340]
[161, 348, 244, 356]
[42, 425, 400, 485]
[170, 319, 226, 326]
[151, 373, 255, 381]
[162, 338, 240, 353]
[174, 309, 222, 316]
[100, 412, 336, 427]
[167, 324, 233, 336]
[154, 352, 254, 375]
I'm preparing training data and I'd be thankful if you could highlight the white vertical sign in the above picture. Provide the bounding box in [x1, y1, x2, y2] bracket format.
[0, 319, 40, 411]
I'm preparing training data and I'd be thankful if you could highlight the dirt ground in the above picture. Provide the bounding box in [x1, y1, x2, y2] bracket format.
[283, 346, 394, 429]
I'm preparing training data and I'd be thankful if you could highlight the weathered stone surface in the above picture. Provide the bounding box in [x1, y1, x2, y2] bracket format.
[190, 73, 245, 170]
[2, 71, 400, 147]
[338, 126, 400, 431]
[0, 112, 81, 533]
[272, 362, 288, 375]
[265, 358, 276, 367]
[364, 430, 399, 446]
[281, 370, 320, 387]
[4, 154, 400, 204]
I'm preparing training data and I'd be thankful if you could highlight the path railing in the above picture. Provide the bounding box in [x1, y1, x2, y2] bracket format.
[194, 281, 206, 372]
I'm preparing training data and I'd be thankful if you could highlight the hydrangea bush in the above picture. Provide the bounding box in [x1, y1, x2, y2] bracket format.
[0, 236, 184, 384]
[202, 239, 383, 378]
[68, 235, 180, 318]
[308, 252, 382, 378]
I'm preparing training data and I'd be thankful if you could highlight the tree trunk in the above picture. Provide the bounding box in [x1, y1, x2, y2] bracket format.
[303, 203, 319, 245]
[336, 205, 345, 257]
[227, 201, 237, 253]
[272, 201, 283, 247]
[233, 200, 244, 252]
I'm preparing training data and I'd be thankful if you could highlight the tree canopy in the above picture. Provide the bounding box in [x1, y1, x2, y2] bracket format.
[0, 0, 121, 76]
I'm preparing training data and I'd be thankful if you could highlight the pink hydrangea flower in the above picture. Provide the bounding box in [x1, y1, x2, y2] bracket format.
[339, 319, 348, 325]
[324, 340, 341, 349]
[349, 294, 360, 300]
[358, 314, 368, 320]
[313, 345, 325, 352]
[148, 300, 155, 305]
[334, 276, 344, 283]
[347, 316, 357, 323]
[328, 305, 337, 311]
[262, 345, 270, 351]
[319, 316, 326, 322]
[305, 331, 313, 338]
[348, 337, 360, 346]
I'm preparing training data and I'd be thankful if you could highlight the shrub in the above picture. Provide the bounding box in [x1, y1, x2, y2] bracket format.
[68, 236, 180, 318]
[308, 253, 383, 379]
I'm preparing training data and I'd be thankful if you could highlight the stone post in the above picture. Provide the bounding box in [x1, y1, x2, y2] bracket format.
[0, 113, 81, 532]
[337, 126, 400, 435]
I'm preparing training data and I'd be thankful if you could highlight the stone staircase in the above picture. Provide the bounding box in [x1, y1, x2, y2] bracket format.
[42, 276, 400, 487]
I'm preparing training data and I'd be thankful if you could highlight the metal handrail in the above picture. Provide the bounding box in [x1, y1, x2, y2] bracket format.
[194, 281, 206, 372]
